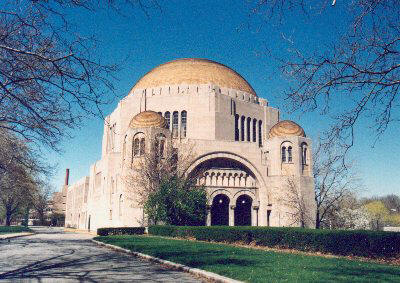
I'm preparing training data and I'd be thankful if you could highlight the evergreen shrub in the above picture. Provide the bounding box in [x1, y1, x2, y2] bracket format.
[148, 225, 400, 258]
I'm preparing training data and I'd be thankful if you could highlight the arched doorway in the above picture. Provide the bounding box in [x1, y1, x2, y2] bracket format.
[211, 194, 230, 225]
[234, 195, 252, 226]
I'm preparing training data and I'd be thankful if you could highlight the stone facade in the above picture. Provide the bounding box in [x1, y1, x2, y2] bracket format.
[63, 58, 317, 231]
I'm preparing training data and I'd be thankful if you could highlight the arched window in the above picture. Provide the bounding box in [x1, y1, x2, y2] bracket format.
[234, 114, 239, 141]
[164, 112, 171, 130]
[133, 133, 145, 157]
[155, 133, 166, 159]
[288, 146, 292, 162]
[241, 116, 245, 141]
[133, 138, 139, 156]
[281, 141, 293, 163]
[181, 111, 187, 138]
[258, 120, 263, 147]
[301, 143, 308, 165]
[281, 146, 286, 162]
[172, 111, 179, 138]
[247, 117, 251, 142]
[252, 119, 257, 142]
[139, 138, 145, 155]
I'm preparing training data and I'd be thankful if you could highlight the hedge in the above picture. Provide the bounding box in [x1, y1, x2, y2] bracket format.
[97, 227, 145, 236]
[148, 226, 400, 258]
[0, 226, 32, 234]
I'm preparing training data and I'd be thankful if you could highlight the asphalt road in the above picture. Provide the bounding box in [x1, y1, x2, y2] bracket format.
[0, 227, 202, 282]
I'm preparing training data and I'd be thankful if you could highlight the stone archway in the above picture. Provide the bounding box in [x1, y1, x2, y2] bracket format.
[234, 195, 253, 226]
[211, 194, 230, 226]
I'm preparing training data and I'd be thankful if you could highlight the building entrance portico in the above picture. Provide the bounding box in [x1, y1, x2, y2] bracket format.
[207, 190, 258, 226]
[234, 195, 252, 226]
[211, 194, 229, 225]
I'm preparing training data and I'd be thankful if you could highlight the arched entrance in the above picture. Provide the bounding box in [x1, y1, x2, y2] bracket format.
[211, 194, 230, 225]
[234, 195, 252, 226]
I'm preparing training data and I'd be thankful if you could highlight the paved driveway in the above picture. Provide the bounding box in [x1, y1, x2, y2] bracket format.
[0, 227, 202, 282]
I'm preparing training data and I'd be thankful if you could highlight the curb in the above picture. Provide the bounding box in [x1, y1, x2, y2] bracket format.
[91, 239, 243, 283]
[0, 232, 34, 240]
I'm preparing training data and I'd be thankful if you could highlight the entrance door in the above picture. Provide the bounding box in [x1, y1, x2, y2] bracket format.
[211, 194, 230, 225]
[234, 195, 252, 226]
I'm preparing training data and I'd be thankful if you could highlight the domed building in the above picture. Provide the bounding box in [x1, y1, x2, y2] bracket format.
[64, 58, 316, 231]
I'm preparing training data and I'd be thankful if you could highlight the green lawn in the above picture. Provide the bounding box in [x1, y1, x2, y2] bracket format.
[95, 235, 400, 282]
[0, 226, 32, 234]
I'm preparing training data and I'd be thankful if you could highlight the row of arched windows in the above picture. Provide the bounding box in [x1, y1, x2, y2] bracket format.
[234, 115, 263, 147]
[132, 132, 166, 159]
[157, 111, 187, 138]
[281, 142, 308, 164]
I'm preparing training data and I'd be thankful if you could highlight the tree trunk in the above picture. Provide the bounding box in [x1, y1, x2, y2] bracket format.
[6, 212, 12, 226]
[316, 210, 320, 229]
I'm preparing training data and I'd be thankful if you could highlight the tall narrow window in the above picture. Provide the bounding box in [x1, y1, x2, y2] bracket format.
[164, 112, 170, 130]
[247, 117, 251, 142]
[133, 138, 139, 156]
[252, 119, 257, 142]
[234, 114, 239, 141]
[172, 111, 179, 138]
[241, 116, 245, 141]
[181, 111, 187, 138]
[258, 121, 263, 147]
[301, 144, 308, 165]
[281, 146, 286, 162]
[139, 138, 145, 155]
[155, 133, 166, 159]
[288, 146, 292, 162]
[157, 111, 162, 116]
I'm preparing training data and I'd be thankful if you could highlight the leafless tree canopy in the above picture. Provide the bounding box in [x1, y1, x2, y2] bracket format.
[253, 0, 400, 155]
[313, 141, 362, 228]
[124, 141, 198, 206]
[0, 0, 160, 150]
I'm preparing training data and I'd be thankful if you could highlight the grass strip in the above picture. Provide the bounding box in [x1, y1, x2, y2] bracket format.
[94, 235, 400, 282]
[0, 226, 32, 234]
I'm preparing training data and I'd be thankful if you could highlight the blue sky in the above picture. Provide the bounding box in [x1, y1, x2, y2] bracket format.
[45, 0, 399, 197]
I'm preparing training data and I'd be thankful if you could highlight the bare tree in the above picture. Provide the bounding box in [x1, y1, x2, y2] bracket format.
[313, 141, 362, 228]
[0, 1, 160, 150]
[252, 0, 400, 155]
[31, 184, 53, 226]
[0, 128, 50, 225]
[280, 176, 315, 228]
[124, 141, 198, 206]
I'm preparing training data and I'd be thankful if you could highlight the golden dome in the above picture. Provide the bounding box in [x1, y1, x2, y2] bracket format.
[269, 120, 306, 138]
[132, 58, 256, 96]
[129, 111, 166, 129]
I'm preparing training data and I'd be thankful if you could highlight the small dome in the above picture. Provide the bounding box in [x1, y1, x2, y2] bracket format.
[131, 58, 256, 96]
[129, 111, 166, 129]
[269, 120, 306, 138]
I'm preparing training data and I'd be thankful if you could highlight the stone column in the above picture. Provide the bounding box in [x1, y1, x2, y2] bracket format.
[238, 117, 243, 141]
[244, 118, 248, 142]
[255, 121, 259, 144]
[252, 206, 259, 226]
[229, 205, 235, 226]
[206, 205, 211, 226]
